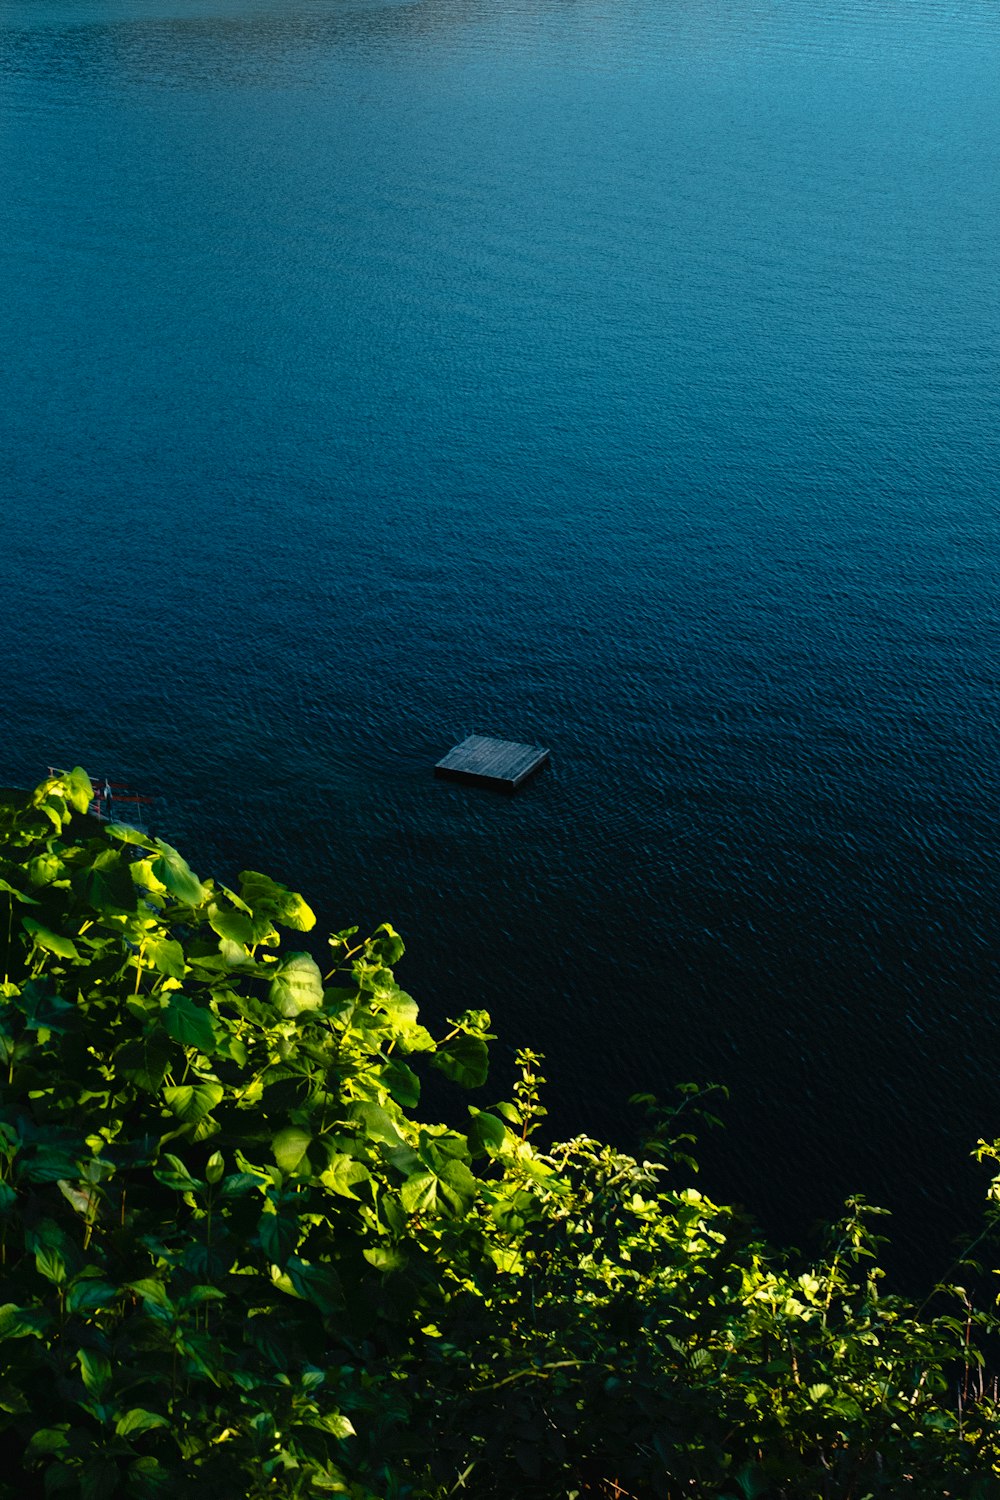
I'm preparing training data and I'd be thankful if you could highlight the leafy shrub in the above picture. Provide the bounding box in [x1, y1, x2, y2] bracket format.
[0, 768, 998, 1499]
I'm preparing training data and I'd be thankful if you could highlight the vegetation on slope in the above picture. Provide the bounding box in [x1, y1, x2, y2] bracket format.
[0, 768, 999, 1499]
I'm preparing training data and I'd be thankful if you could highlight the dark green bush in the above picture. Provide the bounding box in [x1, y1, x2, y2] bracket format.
[0, 768, 998, 1499]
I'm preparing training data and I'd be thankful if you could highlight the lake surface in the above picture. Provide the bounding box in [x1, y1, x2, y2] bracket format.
[2, 0, 999, 1275]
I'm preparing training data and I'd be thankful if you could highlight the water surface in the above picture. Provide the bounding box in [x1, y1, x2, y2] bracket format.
[2, 0, 999, 1272]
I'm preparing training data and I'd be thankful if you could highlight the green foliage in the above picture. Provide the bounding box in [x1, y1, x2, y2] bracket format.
[0, 769, 997, 1498]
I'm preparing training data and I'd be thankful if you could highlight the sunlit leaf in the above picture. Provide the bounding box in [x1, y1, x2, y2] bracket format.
[146, 937, 185, 979]
[21, 918, 79, 962]
[320, 1156, 371, 1200]
[63, 766, 94, 815]
[239, 870, 316, 932]
[368, 922, 405, 966]
[272, 1127, 311, 1176]
[163, 1082, 224, 1123]
[115, 1409, 170, 1437]
[27, 853, 63, 888]
[208, 905, 254, 946]
[34, 1246, 68, 1286]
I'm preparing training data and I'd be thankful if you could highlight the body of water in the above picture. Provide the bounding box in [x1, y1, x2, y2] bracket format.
[2, 0, 999, 1274]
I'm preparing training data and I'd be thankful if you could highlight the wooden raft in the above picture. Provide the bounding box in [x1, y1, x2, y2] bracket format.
[434, 735, 550, 791]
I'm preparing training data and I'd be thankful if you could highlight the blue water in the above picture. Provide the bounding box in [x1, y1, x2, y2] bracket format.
[3, 0, 999, 1269]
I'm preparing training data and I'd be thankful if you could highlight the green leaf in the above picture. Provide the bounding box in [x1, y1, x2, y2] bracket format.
[348, 1101, 404, 1146]
[363, 1245, 407, 1272]
[81, 1458, 120, 1500]
[74, 849, 138, 912]
[0, 876, 38, 905]
[163, 1082, 224, 1123]
[145, 937, 185, 979]
[116, 1028, 175, 1093]
[0, 1304, 47, 1340]
[58, 1180, 98, 1218]
[400, 1158, 476, 1218]
[150, 841, 209, 907]
[115, 1409, 170, 1437]
[205, 1151, 225, 1185]
[432, 1034, 489, 1090]
[400, 1172, 438, 1217]
[21, 918, 79, 961]
[285, 1256, 343, 1314]
[468, 1109, 508, 1157]
[162, 994, 217, 1052]
[25, 1426, 70, 1457]
[369, 922, 405, 965]
[239, 870, 316, 932]
[272, 1127, 312, 1176]
[64, 766, 94, 815]
[23, 985, 76, 1034]
[729, 1465, 770, 1500]
[34, 1245, 68, 1286]
[220, 1171, 264, 1198]
[22, 1141, 81, 1184]
[380, 989, 420, 1028]
[259, 1208, 299, 1265]
[67, 1279, 118, 1315]
[320, 1156, 371, 1200]
[77, 1347, 112, 1396]
[308, 1468, 350, 1494]
[382, 1057, 420, 1108]
[208, 905, 254, 946]
[311, 1412, 356, 1439]
[269, 952, 323, 1018]
[106, 823, 157, 849]
[153, 1155, 204, 1193]
[127, 1457, 171, 1497]
[27, 852, 63, 887]
[128, 1278, 170, 1308]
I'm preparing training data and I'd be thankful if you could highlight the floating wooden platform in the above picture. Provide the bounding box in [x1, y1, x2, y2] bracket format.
[435, 735, 550, 791]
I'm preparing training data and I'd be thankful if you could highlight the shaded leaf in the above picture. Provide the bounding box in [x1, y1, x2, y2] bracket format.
[116, 1028, 175, 1093]
[78, 1348, 112, 1396]
[382, 1057, 420, 1109]
[269, 952, 323, 1018]
[432, 1034, 489, 1090]
[162, 994, 217, 1052]
[150, 841, 208, 907]
[153, 1156, 204, 1194]
[285, 1256, 343, 1314]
